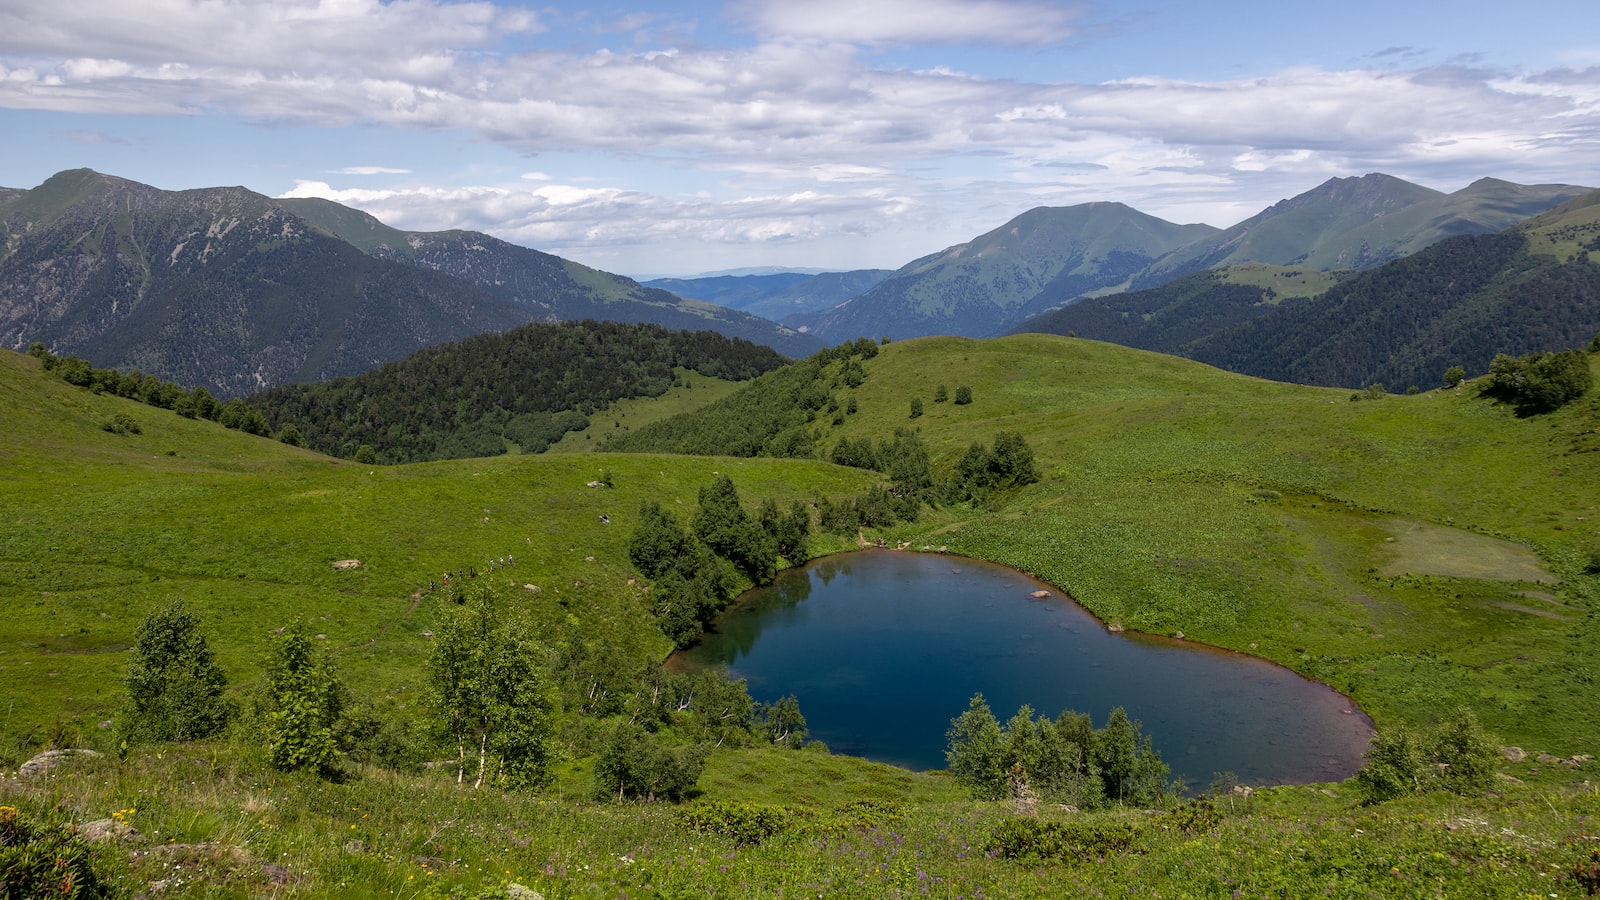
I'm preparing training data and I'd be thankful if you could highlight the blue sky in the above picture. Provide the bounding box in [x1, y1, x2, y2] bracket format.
[2, 0, 1597, 276]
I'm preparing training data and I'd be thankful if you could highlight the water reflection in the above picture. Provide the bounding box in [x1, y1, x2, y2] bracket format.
[672, 549, 1373, 788]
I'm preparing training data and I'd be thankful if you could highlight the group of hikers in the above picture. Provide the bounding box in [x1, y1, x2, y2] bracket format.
[426, 554, 515, 593]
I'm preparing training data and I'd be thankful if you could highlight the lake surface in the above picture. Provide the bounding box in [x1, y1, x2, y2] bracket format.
[671, 550, 1372, 789]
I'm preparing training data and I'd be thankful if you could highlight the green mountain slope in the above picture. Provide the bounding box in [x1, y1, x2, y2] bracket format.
[792, 203, 1217, 341]
[279, 197, 822, 358]
[1127, 174, 1444, 288]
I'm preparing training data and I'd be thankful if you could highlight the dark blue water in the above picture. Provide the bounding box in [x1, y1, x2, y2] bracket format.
[671, 549, 1372, 788]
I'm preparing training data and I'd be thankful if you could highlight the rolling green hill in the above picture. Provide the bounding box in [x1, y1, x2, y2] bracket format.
[4, 335, 1599, 897]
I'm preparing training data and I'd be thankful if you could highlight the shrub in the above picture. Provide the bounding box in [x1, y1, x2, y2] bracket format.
[593, 721, 707, 802]
[0, 805, 109, 898]
[954, 385, 973, 405]
[1443, 365, 1465, 388]
[1483, 349, 1593, 414]
[678, 800, 793, 846]
[909, 397, 923, 419]
[934, 384, 949, 402]
[258, 624, 345, 774]
[987, 817, 1143, 863]
[119, 602, 233, 745]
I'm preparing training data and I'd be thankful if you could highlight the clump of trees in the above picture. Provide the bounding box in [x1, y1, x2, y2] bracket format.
[630, 475, 812, 647]
[945, 694, 1173, 809]
[942, 431, 1039, 506]
[1481, 348, 1593, 415]
[1354, 708, 1500, 804]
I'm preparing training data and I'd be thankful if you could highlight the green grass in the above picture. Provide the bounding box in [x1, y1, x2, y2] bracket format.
[4, 335, 1600, 897]
[1215, 262, 1342, 300]
[546, 369, 744, 453]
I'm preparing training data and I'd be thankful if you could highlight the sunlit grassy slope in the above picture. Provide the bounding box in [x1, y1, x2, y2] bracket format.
[778, 334, 1599, 750]
[0, 349, 876, 741]
[4, 339, 1600, 898]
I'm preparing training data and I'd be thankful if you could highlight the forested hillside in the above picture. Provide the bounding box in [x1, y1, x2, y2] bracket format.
[1016, 192, 1600, 390]
[247, 320, 789, 463]
[1185, 231, 1600, 389]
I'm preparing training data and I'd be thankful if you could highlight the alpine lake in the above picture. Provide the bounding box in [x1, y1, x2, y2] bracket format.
[670, 549, 1373, 789]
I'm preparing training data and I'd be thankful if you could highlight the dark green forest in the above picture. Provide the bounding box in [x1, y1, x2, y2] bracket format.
[244, 320, 789, 463]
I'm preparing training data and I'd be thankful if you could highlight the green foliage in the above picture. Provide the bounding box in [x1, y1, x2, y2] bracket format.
[677, 800, 794, 846]
[909, 397, 923, 419]
[757, 694, 808, 747]
[934, 384, 948, 403]
[942, 431, 1041, 506]
[987, 816, 1144, 863]
[954, 385, 973, 405]
[257, 624, 345, 774]
[0, 804, 109, 899]
[758, 498, 811, 566]
[947, 695, 1169, 808]
[243, 320, 786, 463]
[118, 602, 232, 745]
[1483, 348, 1594, 414]
[604, 339, 882, 457]
[944, 694, 1007, 800]
[1443, 365, 1466, 388]
[593, 721, 708, 802]
[1156, 798, 1222, 834]
[1355, 708, 1500, 804]
[275, 421, 305, 447]
[693, 474, 777, 585]
[353, 444, 377, 465]
[427, 589, 557, 789]
[100, 412, 141, 435]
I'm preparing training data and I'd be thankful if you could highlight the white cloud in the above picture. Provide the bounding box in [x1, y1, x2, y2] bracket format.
[730, 0, 1087, 46]
[3, 0, 1597, 269]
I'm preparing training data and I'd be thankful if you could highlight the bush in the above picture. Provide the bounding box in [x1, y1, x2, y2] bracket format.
[954, 385, 973, 405]
[119, 602, 233, 745]
[1443, 365, 1465, 388]
[257, 624, 345, 774]
[678, 800, 794, 846]
[987, 817, 1143, 863]
[0, 805, 109, 898]
[1355, 708, 1499, 804]
[593, 721, 707, 802]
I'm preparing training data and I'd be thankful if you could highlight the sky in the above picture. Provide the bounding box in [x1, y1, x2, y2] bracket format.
[1, 1, 1597, 277]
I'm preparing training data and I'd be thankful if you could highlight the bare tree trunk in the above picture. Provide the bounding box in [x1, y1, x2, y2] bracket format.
[474, 730, 489, 789]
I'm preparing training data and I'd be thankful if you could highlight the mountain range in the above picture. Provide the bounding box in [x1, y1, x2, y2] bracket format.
[791, 174, 1593, 344]
[0, 170, 816, 396]
[1013, 189, 1600, 389]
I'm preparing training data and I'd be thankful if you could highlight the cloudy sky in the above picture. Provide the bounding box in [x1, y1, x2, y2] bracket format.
[2, 0, 1597, 276]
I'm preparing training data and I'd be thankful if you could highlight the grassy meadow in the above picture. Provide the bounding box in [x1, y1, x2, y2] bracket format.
[3, 335, 1600, 898]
